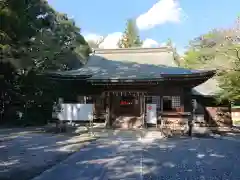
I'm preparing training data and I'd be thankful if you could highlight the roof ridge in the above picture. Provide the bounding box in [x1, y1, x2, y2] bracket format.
[92, 47, 173, 54]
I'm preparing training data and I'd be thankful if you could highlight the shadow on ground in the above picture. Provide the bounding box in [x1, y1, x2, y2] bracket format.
[31, 128, 240, 180]
[0, 128, 96, 180]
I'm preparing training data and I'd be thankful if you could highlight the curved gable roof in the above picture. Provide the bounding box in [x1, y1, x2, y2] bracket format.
[46, 55, 215, 82]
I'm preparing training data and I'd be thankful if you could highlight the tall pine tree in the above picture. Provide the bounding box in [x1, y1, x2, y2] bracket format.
[118, 19, 142, 48]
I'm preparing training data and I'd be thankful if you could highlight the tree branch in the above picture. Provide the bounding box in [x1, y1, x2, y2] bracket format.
[235, 48, 240, 61]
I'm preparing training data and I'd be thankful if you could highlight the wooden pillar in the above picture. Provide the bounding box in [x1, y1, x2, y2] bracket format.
[156, 98, 158, 128]
[109, 94, 114, 127]
[160, 96, 164, 131]
[142, 94, 146, 128]
[140, 94, 142, 115]
[105, 93, 111, 128]
[186, 90, 193, 136]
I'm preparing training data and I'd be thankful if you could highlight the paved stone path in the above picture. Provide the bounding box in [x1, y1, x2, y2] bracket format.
[32, 131, 240, 180]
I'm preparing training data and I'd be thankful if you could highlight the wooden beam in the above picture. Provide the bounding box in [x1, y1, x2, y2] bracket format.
[104, 91, 147, 96]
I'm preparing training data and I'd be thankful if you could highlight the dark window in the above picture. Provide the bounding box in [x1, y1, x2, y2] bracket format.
[64, 96, 78, 103]
[162, 96, 181, 111]
[163, 96, 172, 111]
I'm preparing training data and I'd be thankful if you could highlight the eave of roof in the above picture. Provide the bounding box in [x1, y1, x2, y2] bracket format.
[40, 49, 216, 88]
[41, 59, 215, 85]
[192, 78, 221, 97]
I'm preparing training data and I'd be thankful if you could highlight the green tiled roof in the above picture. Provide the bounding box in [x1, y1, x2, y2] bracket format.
[42, 47, 218, 96]
[49, 55, 213, 81]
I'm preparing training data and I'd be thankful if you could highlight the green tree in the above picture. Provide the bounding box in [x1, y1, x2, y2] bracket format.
[0, 0, 90, 71]
[0, 0, 91, 125]
[0, 0, 54, 68]
[29, 12, 91, 71]
[183, 17, 240, 102]
[0, 0, 54, 124]
[118, 19, 142, 48]
[217, 17, 240, 102]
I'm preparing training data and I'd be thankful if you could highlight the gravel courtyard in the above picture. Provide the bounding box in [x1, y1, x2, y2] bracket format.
[32, 131, 240, 180]
[0, 128, 95, 180]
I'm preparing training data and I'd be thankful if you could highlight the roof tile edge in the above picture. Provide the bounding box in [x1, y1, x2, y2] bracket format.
[93, 47, 173, 54]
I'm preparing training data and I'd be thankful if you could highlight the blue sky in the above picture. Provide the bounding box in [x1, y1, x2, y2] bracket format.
[48, 0, 239, 52]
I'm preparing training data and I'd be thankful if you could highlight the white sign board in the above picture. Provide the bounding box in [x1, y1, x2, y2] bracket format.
[54, 103, 93, 121]
[146, 104, 157, 124]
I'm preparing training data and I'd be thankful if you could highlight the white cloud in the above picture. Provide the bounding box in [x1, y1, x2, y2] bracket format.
[84, 33, 104, 44]
[84, 32, 179, 49]
[136, 0, 184, 30]
[98, 32, 123, 49]
[142, 38, 159, 48]
[98, 33, 160, 49]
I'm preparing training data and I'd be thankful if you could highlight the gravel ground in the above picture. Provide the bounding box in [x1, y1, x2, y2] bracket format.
[0, 130, 96, 180]
[1, 127, 240, 180]
[32, 131, 240, 180]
